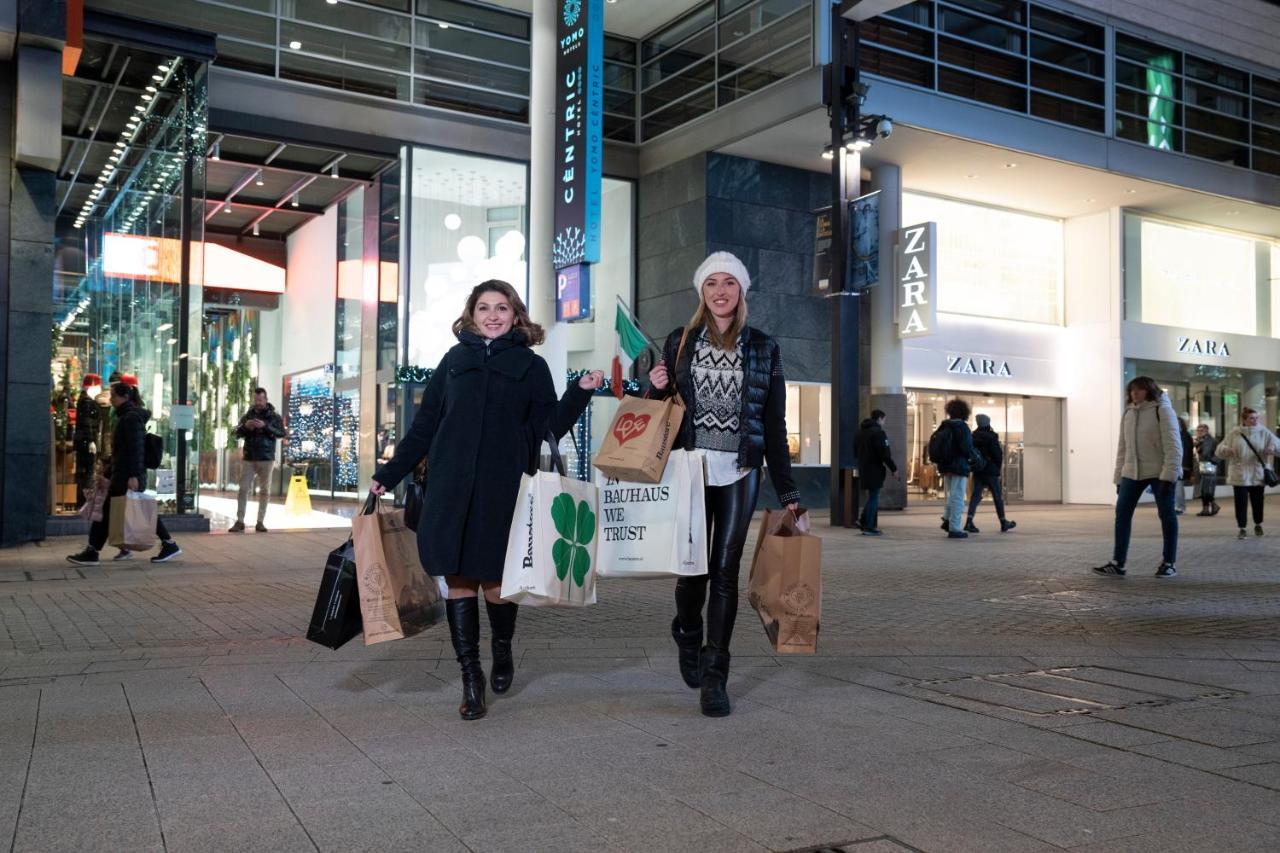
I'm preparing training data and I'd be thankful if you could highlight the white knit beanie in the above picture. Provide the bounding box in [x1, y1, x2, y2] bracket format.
[692, 251, 751, 295]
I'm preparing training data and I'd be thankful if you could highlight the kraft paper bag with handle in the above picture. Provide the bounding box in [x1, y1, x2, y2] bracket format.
[595, 449, 708, 578]
[592, 395, 685, 484]
[501, 433, 599, 606]
[350, 495, 443, 645]
[107, 492, 158, 552]
[748, 508, 822, 654]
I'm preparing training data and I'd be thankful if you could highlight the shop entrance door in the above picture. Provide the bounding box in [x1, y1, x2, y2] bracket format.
[1017, 396, 1062, 502]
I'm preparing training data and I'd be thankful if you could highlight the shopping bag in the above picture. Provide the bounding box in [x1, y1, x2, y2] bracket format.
[350, 496, 444, 645]
[404, 466, 427, 533]
[306, 538, 363, 650]
[500, 435, 599, 606]
[748, 508, 822, 655]
[107, 492, 158, 552]
[595, 449, 708, 578]
[77, 474, 109, 523]
[593, 395, 685, 484]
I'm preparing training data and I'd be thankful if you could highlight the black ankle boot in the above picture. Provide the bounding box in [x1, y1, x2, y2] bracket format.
[671, 617, 703, 689]
[445, 598, 486, 720]
[699, 648, 731, 717]
[485, 599, 518, 694]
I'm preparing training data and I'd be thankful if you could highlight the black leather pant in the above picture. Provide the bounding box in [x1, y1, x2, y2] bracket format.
[674, 469, 761, 653]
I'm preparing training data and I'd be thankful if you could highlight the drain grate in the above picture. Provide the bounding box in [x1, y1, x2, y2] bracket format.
[907, 665, 1244, 716]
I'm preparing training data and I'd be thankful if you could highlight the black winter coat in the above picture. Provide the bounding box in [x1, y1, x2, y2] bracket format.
[374, 331, 593, 582]
[972, 426, 1003, 478]
[235, 404, 286, 461]
[654, 325, 799, 506]
[74, 391, 99, 449]
[934, 419, 979, 476]
[109, 402, 151, 491]
[854, 419, 897, 491]
[1179, 428, 1195, 479]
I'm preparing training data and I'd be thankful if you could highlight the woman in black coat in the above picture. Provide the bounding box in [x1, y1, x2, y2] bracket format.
[67, 382, 182, 566]
[649, 251, 799, 718]
[371, 280, 602, 720]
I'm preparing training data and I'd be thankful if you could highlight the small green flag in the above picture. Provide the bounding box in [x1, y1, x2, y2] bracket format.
[614, 302, 647, 370]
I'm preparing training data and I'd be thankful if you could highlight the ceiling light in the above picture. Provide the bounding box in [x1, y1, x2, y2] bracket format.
[444, 213, 462, 230]
[330, 164, 339, 178]
[327, 0, 338, 4]
[1084, 197, 1095, 203]
[253, 223, 260, 236]
[255, 177, 264, 186]
[158, 64, 170, 72]
[156, 323, 173, 332]
[821, 145, 834, 160]
[1225, 210, 1240, 216]
[211, 143, 220, 160]
[152, 74, 163, 82]
[223, 205, 232, 212]
[146, 85, 157, 93]
[141, 94, 153, 101]
[290, 193, 299, 207]
[438, 21, 449, 29]
[965, 173, 978, 178]
[289, 40, 302, 50]
[1124, 188, 1138, 195]
[166, 338, 178, 345]
[1003, 162, 1017, 168]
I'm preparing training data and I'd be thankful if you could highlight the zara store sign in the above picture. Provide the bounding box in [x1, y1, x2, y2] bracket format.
[896, 222, 937, 339]
[1176, 336, 1231, 357]
[947, 354, 1013, 377]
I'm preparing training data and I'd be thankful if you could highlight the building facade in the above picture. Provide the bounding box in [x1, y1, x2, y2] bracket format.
[3, 0, 1279, 544]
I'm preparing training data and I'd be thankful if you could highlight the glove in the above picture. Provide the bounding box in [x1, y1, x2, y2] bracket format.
[89, 442, 96, 454]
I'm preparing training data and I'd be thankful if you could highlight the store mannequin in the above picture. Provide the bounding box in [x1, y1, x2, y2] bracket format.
[75, 374, 103, 505]
[96, 372, 119, 462]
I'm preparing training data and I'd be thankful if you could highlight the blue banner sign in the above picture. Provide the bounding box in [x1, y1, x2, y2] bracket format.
[552, 0, 603, 269]
[556, 263, 592, 322]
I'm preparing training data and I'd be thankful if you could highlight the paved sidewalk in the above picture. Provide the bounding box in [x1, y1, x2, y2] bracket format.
[0, 503, 1277, 852]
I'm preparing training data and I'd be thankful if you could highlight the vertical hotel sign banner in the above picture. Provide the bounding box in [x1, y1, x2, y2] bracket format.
[896, 222, 937, 339]
[553, 0, 603, 270]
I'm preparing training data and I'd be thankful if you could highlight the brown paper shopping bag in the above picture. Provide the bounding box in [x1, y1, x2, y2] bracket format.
[748, 508, 822, 654]
[351, 496, 443, 645]
[107, 493, 158, 552]
[592, 395, 685, 484]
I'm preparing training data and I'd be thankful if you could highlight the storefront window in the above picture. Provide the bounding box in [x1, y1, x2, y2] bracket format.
[901, 192, 1064, 326]
[785, 383, 831, 465]
[1125, 216, 1259, 336]
[1125, 359, 1279, 437]
[406, 148, 528, 372]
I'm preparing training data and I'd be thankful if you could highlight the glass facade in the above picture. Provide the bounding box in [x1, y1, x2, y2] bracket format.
[1124, 359, 1279, 442]
[905, 389, 1063, 502]
[638, 0, 813, 141]
[863, 1, 1280, 178]
[52, 52, 209, 516]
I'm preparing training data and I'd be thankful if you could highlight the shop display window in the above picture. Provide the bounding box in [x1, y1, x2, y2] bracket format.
[784, 383, 832, 466]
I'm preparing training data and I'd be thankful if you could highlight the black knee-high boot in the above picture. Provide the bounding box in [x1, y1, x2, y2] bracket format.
[445, 598, 486, 720]
[485, 599, 518, 694]
[672, 576, 707, 689]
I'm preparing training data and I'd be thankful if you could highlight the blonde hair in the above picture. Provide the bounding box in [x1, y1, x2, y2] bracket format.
[451, 279, 545, 346]
[686, 276, 748, 351]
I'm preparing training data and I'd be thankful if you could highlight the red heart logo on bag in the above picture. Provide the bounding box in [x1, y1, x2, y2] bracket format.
[613, 413, 651, 445]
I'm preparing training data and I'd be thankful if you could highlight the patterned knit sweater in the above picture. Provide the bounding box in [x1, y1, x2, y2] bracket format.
[691, 330, 744, 454]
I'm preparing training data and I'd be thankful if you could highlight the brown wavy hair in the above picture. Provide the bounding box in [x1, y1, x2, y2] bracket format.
[686, 275, 748, 351]
[451, 279, 544, 346]
[1126, 376, 1163, 404]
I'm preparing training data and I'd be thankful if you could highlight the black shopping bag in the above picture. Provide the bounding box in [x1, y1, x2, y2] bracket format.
[306, 537, 363, 649]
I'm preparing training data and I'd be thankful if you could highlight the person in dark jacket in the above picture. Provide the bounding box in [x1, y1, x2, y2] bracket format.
[854, 410, 897, 536]
[1175, 417, 1194, 515]
[231, 388, 287, 533]
[68, 382, 182, 566]
[934, 398, 981, 539]
[371, 280, 602, 721]
[74, 373, 103, 506]
[1194, 423, 1220, 516]
[965, 413, 1016, 534]
[649, 251, 799, 718]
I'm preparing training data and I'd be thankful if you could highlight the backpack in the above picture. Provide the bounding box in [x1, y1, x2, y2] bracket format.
[144, 433, 163, 469]
[928, 422, 956, 466]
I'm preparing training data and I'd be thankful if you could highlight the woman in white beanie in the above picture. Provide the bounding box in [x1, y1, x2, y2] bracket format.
[649, 250, 799, 717]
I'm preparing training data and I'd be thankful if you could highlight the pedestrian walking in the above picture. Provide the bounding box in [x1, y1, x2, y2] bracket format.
[67, 382, 182, 566]
[1093, 376, 1181, 578]
[929, 399, 982, 539]
[650, 251, 799, 718]
[230, 387, 286, 533]
[370, 280, 602, 720]
[854, 410, 897, 536]
[965, 413, 1016, 533]
[1212, 407, 1278, 539]
[1194, 423, 1221, 516]
[1175, 417, 1194, 515]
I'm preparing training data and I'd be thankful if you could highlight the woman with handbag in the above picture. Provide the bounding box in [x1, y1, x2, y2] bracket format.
[1212, 407, 1279, 539]
[1194, 423, 1220, 517]
[370, 280, 603, 720]
[648, 252, 799, 718]
[67, 382, 182, 566]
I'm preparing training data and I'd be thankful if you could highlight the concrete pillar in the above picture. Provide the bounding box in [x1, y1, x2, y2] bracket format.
[528, 2, 565, 391]
[868, 164, 907, 510]
[1244, 371, 1266, 414]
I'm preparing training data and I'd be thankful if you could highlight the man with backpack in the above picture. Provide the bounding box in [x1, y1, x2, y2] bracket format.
[929, 399, 983, 539]
[965, 413, 1016, 533]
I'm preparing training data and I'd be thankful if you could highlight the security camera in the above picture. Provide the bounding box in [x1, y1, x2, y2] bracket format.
[876, 117, 893, 139]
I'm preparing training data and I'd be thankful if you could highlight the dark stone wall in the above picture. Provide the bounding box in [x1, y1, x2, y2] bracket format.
[0, 59, 57, 546]
[636, 153, 878, 509]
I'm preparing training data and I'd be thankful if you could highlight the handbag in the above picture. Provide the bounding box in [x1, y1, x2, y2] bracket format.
[1240, 433, 1279, 488]
[404, 464, 427, 532]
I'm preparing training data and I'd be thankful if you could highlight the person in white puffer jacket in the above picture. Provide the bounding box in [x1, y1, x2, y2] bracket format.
[1213, 407, 1279, 539]
[1094, 377, 1182, 579]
